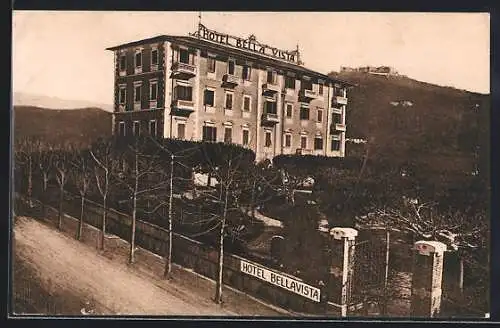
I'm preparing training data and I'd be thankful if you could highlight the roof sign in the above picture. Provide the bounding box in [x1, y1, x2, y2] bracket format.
[192, 24, 301, 65]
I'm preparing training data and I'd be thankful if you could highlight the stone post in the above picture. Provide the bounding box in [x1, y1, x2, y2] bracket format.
[327, 227, 358, 317]
[411, 240, 447, 317]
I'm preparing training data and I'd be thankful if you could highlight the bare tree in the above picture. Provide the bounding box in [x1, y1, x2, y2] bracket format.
[114, 138, 166, 264]
[356, 199, 487, 249]
[198, 146, 249, 304]
[53, 145, 71, 230]
[71, 148, 92, 240]
[89, 139, 116, 250]
[14, 137, 39, 206]
[37, 141, 55, 201]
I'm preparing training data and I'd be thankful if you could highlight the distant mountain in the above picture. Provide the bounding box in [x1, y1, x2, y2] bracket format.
[13, 92, 113, 112]
[13, 106, 112, 147]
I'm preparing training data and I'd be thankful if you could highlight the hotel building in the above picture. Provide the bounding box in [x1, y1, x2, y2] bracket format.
[106, 24, 353, 161]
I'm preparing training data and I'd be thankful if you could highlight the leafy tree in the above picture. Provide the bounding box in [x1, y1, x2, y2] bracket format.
[280, 204, 329, 283]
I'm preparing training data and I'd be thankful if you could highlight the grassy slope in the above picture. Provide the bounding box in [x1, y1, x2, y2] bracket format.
[13, 106, 112, 147]
[330, 72, 489, 174]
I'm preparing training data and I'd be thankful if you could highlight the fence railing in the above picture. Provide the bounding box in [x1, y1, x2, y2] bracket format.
[14, 192, 325, 314]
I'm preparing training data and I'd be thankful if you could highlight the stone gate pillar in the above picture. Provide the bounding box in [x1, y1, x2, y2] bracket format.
[411, 240, 447, 317]
[327, 227, 358, 317]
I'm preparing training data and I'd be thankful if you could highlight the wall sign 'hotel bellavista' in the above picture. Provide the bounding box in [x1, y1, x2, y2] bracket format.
[193, 24, 301, 65]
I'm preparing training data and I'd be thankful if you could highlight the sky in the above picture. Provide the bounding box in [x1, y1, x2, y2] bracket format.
[12, 11, 490, 106]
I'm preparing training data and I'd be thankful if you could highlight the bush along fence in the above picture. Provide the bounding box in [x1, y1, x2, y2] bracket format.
[14, 193, 485, 318]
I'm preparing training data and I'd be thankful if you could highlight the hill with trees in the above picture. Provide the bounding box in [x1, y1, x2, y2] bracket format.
[13, 106, 112, 146]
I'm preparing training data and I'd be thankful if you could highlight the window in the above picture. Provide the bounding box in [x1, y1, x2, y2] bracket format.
[202, 126, 217, 142]
[119, 55, 126, 71]
[119, 87, 126, 105]
[224, 127, 232, 143]
[134, 85, 142, 103]
[265, 131, 272, 147]
[118, 121, 126, 136]
[331, 139, 341, 151]
[149, 120, 157, 136]
[285, 76, 295, 89]
[334, 87, 345, 97]
[333, 113, 342, 124]
[225, 92, 233, 110]
[318, 83, 324, 95]
[242, 65, 251, 80]
[135, 50, 142, 68]
[242, 129, 249, 146]
[151, 49, 159, 65]
[284, 134, 292, 148]
[150, 81, 158, 100]
[267, 70, 276, 84]
[207, 57, 216, 73]
[314, 137, 323, 150]
[301, 136, 307, 149]
[133, 121, 140, 136]
[228, 59, 236, 75]
[285, 103, 293, 118]
[179, 48, 190, 64]
[175, 86, 193, 101]
[204, 89, 215, 107]
[317, 109, 323, 122]
[177, 123, 185, 139]
[265, 101, 277, 115]
[302, 79, 313, 90]
[300, 107, 310, 120]
[242, 96, 251, 112]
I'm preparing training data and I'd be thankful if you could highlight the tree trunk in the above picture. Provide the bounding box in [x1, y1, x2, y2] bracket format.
[382, 228, 390, 315]
[250, 179, 256, 220]
[215, 184, 229, 304]
[129, 154, 139, 265]
[41, 173, 48, 216]
[129, 193, 137, 264]
[101, 195, 107, 250]
[58, 185, 63, 230]
[164, 155, 174, 278]
[77, 195, 84, 240]
[27, 157, 33, 207]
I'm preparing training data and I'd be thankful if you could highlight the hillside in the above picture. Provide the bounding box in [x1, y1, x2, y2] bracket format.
[13, 106, 112, 146]
[330, 71, 489, 174]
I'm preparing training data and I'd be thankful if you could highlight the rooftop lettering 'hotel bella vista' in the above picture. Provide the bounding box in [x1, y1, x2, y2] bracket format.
[106, 23, 354, 161]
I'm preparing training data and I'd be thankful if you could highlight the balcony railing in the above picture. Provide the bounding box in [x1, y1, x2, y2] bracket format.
[222, 74, 239, 87]
[333, 123, 346, 132]
[331, 107, 343, 114]
[171, 99, 195, 116]
[262, 82, 280, 95]
[171, 62, 197, 79]
[261, 112, 279, 125]
[333, 96, 348, 105]
[300, 89, 318, 100]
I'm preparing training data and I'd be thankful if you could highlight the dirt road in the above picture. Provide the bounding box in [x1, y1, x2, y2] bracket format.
[13, 216, 243, 316]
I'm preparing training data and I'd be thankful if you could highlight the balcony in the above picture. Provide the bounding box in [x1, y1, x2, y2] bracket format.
[171, 99, 195, 117]
[331, 107, 343, 115]
[330, 123, 346, 133]
[333, 96, 348, 105]
[171, 62, 197, 79]
[261, 112, 279, 126]
[222, 74, 239, 88]
[300, 89, 318, 101]
[262, 82, 280, 96]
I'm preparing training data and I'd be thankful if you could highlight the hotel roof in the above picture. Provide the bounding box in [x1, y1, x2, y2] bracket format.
[106, 35, 355, 87]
